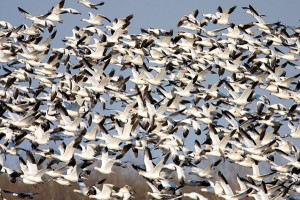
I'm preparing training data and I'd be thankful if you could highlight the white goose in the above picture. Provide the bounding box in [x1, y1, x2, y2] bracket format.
[88, 184, 115, 200]
[61, 165, 84, 182]
[78, 0, 104, 10]
[81, 12, 111, 26]
[50, 137, 81, 162]
[46, 0, 65, 23]
[74, 144, 97, 161]
[174, 75, 198, 97]
[25, 125, 50, 146]
[94, 148, 122, 174]
[19, 152, 46, 185]
[137, 150, 170, 180]
[146, 180, 174, 199]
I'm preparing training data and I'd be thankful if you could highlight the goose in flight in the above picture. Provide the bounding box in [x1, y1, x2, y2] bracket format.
[177, 10, 199, 27]
[74, 144, 98, 161]
[78, 0, 104, 10]
[17, 7, 54, 31]
[225, 81, 257, 107]
[242, 5, 266, 24]
[61, 164, 84, 182]
[146, 180, 174, 199]
[133, 148, 171, 180]
[218, 171, 253, 200]
[174, 75, 198, 97]
[112, 185, 135, 200]
[189, 158, 222, 179]
[18, 152, 46, 185]
[50, 137, 82, 162]
[94, 148, 123, 174]
[73, 179, 106, 197]
[46, 0, 65, 23]
[106, 14, 134, 32]
[25, 125, 50, 146]
[203, 5, 236, 25]
[288, 122, 300, 139]
[2, 190, 39, 199]
[81, 12, 111, 26]
[60, 7, 81, 15]
[214, 5, 237, 25]
[25, 30, 57, 52]
[173, 192, 208, 200]
[88, 184, 116, 200]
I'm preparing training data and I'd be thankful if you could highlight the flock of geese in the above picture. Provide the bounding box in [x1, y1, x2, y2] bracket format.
[0, 0, 300, 199]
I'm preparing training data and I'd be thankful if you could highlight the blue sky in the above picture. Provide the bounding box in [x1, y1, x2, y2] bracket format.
[1, 0, 300, 34]
[1, 0, 299, 54]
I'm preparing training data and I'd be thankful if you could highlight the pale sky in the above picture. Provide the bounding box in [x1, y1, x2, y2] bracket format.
[1, 0, 300, 34]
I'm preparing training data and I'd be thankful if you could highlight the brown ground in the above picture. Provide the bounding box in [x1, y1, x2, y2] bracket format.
[0, 166, 223, 200]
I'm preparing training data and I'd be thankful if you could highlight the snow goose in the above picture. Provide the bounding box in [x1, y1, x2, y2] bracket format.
[0, 21, 13, 29]
[74, 181, 93, 196]
[2, 190, 39, 199]
[174, 75, 198, 97]
[214, 6, 237, 25]
[18, 152, 46, 185]
[177, 10, 199, 27]
[61, 164, 84, 182]
[94, 148, 122, 174]
[113, 117, 138, 141]
[246, 181, 270, 200]
[74, 179, 106, 197]
[59, 114, 85, 134]
[81, 12, 111, 26]
[189, 158, 222, 179]
[39, 58, 60, 75]
[205, 124, 235, 157]
[46, 0, 65, 23]
[112, 185, 134, 200]
[74, 144, 97, 161]
[222, 110, 256, 131]
[7, 111, 39, 129]
[25, 125, 50, 146]
[134, 148, 170, 180]
[218, 171, 254, 200]
[246, 161, 276, 182]
[200, 180, 224, 196]
[146, 180, 174, 199]
[226, 81, 257, 107]
[82, 124, 100, 141]
[78, 0, 104, 10]
[144, 65, 169, 86]
[176, 192, 208, 200]
[22, 24, 43, 36]
[26, 30, 57, 52]
[106, 14, 134, 32]
[242, 5, 265, 24]
[17, 7, 54, 31]
[288, 122, 300, 139]
[60, 7, 81, 15]
[45, 163, 67, 178]
[200, 26, 228, 37]
[98, 122, 123, 151]
[130, 67, 147, 85]
[88, 184, 116, 200]
[54, 177, 71, 186]
[221, 24, 244, 40]
[51, 137, 81, 162]
[188, 139, 207, 164]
